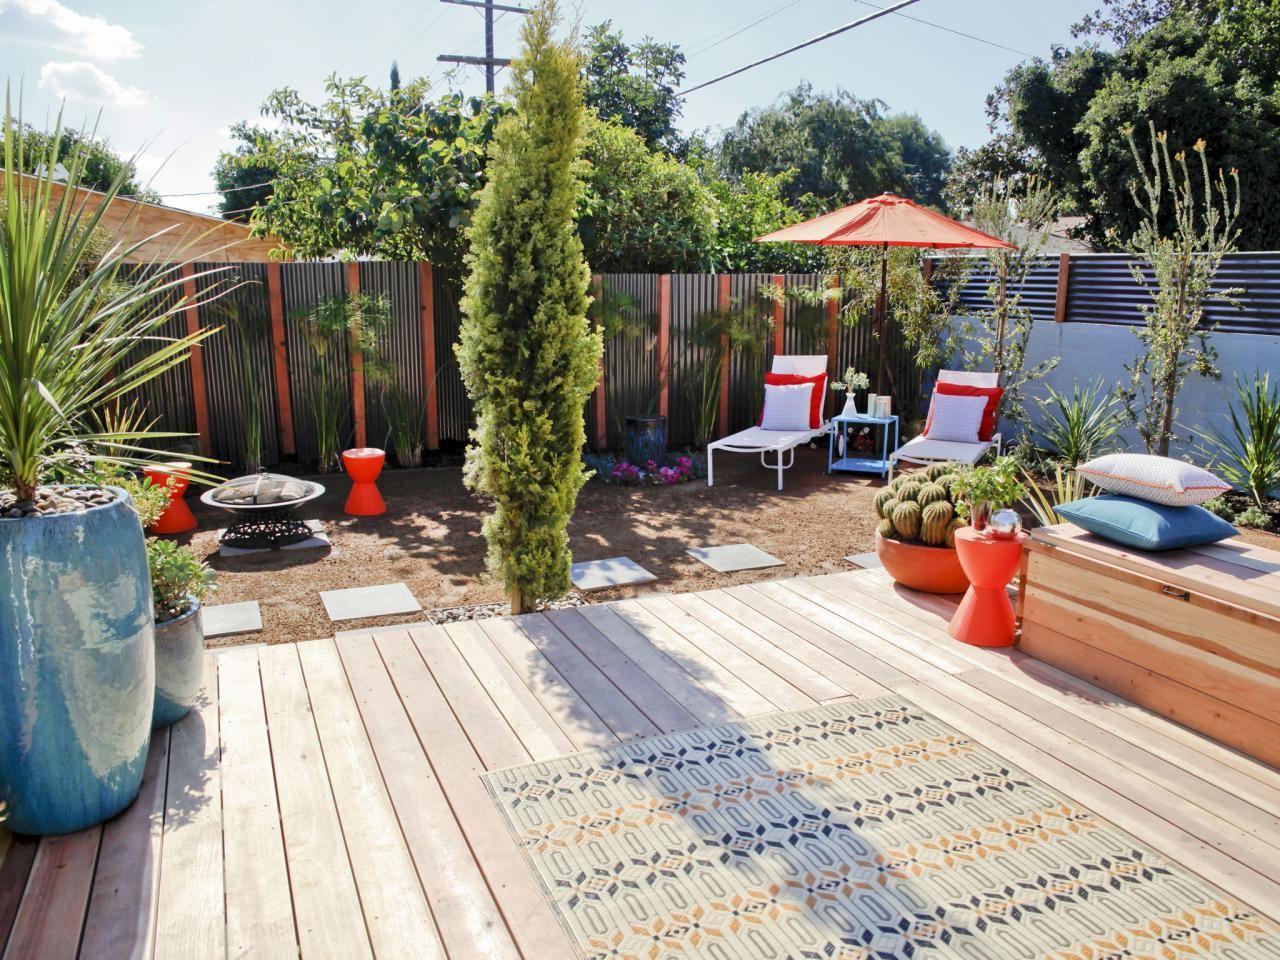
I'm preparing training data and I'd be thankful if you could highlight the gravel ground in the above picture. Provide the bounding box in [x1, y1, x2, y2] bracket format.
[186, 445, 1280, 646]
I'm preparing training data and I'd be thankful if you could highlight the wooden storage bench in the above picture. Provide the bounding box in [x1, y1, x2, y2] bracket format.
[1017, 524, 1280, 768]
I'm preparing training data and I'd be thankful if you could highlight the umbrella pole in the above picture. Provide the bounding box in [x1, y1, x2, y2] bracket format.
[875, 242, 887, 393]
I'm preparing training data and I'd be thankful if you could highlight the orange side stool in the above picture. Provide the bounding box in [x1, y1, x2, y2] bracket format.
[342, 447, 387, 516]
[948, 527, 1029, 647]
[144, 461, 197, 534]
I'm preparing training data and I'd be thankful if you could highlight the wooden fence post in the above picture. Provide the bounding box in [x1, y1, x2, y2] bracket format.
[717, 274, 731, 436]
[658, 274, 671, 420]
[592, 274, 607, 450]
[180, 263, 211, 456]
[1054, 253, 1072, 322]
[266, 262, 296, 458]
[825, 272, 840, 380]
[772, 273, 785, 356]
[347, 262, 367, 449]
[418, 263, 440, 450]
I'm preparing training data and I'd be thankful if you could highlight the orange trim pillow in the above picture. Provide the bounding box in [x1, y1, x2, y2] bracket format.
[1076, 454, 1230, 507]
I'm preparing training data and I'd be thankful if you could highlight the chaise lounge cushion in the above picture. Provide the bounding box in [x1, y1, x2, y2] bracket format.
[1055, 494, 1237, 551]
[1077, 453, 1231, 507]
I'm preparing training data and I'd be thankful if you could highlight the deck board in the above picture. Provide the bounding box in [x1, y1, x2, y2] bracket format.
[6, 571, 1280, 957]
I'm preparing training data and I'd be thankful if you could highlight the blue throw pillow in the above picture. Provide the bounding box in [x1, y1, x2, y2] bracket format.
[1055, 495, 1237, 551]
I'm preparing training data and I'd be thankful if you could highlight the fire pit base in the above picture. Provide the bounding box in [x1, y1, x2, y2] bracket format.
[220, 517, 317, 550]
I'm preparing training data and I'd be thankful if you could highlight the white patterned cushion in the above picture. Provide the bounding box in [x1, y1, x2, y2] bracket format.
[925, 393, 986, 444]
[760, 383, 814, 431]
[1077, 453, 1230, 506]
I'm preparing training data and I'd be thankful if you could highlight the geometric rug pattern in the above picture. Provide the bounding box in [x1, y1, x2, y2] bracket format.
[484, 696, 1280, 959]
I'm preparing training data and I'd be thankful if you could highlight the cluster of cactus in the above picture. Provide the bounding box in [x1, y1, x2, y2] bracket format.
[874, 462, 967, 548]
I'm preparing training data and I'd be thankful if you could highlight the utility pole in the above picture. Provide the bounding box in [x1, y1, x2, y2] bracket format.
[437, 0, 530, 94]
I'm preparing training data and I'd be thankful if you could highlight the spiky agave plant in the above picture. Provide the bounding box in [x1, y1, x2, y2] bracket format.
[0, 94, 226, 507]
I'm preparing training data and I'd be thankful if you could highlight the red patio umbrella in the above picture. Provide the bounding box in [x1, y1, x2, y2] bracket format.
[756, 193, 1014, 392]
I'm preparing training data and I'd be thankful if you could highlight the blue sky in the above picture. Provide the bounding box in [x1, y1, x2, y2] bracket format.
[0, 0, 1099, 214]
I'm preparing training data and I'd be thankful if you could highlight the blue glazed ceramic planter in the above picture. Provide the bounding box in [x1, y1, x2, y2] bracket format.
[0, 488, 154, 836]
[625, 415, 666, 467]
[153, 598, 204, 729]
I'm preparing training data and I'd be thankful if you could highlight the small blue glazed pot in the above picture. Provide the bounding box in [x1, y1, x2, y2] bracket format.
[625, 415, 666, 467]
[153, 597, 204, 729]
[0, 487, 154, 836]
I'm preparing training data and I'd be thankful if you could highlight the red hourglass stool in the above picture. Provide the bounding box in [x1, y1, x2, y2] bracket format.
[948, 527, 1029, 647]
[144, 461, 197, 534]
[342, 448, 387, 516]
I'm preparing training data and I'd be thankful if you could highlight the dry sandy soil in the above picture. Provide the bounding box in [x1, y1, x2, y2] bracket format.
[188, 446, 1280, 646]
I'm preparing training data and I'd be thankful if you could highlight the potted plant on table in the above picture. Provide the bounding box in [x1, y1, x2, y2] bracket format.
[0, 106, 222, 835]
[874, 462, 970, 593]
[148, 540, 216, 728]
[830, 368, 871, 419]
[950, 456, 1026, 533]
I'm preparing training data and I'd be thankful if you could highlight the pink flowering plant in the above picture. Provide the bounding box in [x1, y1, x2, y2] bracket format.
[585, 452, 704, 486]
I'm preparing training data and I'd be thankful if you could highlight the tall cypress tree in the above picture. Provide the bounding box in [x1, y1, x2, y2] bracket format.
[457, 0, 601, 615]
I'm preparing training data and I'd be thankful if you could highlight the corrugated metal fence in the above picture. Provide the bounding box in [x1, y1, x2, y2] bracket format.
[129, 252, 1280, 472]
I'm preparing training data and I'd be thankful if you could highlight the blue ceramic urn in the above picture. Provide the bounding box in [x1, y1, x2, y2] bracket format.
[152, 597, 204, 729]
[0, 488, 154, 836]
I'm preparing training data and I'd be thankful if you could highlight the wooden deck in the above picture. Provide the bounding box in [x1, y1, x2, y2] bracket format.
[3, 569, 1280, 959]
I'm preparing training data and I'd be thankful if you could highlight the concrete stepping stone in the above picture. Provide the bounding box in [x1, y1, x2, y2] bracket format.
[201, 600, 262, 638]
[844, 552, 884, 570]
[320, 583, 422, 622]
[570, 557, 657, 592]
[686, 543, 783, 573]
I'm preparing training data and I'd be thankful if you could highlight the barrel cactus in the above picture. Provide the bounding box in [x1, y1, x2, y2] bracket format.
[875, 463, 968, 547]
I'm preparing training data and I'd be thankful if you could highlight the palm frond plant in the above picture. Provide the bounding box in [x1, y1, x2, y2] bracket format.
[1, 98, 226, 504]
[1020, 464, 1091, 527]
[1033, 380, 1125, 469]
[1197, 373, 1280, 508]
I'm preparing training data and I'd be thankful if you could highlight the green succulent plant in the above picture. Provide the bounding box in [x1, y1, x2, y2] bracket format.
[875, 463, 968, 547]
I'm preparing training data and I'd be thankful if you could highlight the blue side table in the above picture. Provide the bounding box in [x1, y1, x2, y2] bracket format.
[828, 413, 899, 477]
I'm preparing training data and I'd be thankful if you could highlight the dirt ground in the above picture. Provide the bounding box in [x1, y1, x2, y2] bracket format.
[188, 445, 1280, 646]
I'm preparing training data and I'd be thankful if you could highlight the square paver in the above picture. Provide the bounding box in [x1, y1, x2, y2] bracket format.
[200, 600, 262, 638]
[844, 552, 884, 570]
[570, 557, 657, 592]
[686, 543, 784, 573]
[320, 582, 422, 622]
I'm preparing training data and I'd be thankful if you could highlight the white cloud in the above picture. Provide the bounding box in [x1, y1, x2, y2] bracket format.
[0, 0, 141, 61]
[38, 60, 150, 108]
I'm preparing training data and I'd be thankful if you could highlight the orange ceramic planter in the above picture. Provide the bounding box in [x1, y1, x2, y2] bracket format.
[875, 531, 970, 594]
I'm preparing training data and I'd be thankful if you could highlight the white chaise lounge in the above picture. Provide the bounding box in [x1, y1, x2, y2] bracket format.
[706, 355, 829, 491]
[888, 369, 1002, 480]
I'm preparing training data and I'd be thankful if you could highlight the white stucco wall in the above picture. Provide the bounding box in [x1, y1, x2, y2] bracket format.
[951, 318, 1280, 462]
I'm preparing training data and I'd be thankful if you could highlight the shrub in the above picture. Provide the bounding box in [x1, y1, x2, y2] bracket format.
[147, 539, 216, 622]
[1033, 380, 1125, 469]
[456, 2, 603, 614]
[1198, 373, 1280, 509]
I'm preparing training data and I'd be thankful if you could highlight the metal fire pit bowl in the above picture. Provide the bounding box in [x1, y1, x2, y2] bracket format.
[200, 470, 326, 549]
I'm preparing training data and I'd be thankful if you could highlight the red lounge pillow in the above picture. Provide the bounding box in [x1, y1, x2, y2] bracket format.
[762, 372, 826, 428]
[925, 382, 1003, 441]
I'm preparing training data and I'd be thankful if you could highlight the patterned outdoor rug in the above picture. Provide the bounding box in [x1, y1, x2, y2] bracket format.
[483, 695, 1280, 960]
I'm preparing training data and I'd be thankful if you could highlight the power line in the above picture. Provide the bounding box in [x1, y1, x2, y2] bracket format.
[675, 0, 923, 97]
[437, 0, 531, 93]
[852, 0, 1037, 58]
[685, 1, 807, 59]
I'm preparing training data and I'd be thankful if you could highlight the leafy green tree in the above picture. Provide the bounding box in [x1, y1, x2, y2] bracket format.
[457, 1, 602, 615]
[230, 76, 505, 267]
[579, 117, 717, 272]
[942, 134, 1036, 218]
[715, 84, 950, 210]
[212, 122, 278, 222]
[582, 21, 685, 151]
[5, 120, 155, 198]
[702, 168, 820, 272]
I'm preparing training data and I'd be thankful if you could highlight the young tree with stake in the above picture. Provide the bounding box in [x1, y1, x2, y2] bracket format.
[457, 1, 603, 615]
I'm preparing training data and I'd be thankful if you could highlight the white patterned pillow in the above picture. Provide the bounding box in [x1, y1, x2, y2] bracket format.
[1077, 453, 1230, 506]
[760, 383, 814, 431]
[925, 393, 987, 443]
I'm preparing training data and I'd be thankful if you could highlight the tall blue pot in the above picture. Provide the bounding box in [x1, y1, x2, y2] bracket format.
[0, 488, 154, 836]
[625, 415, 666, 467]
